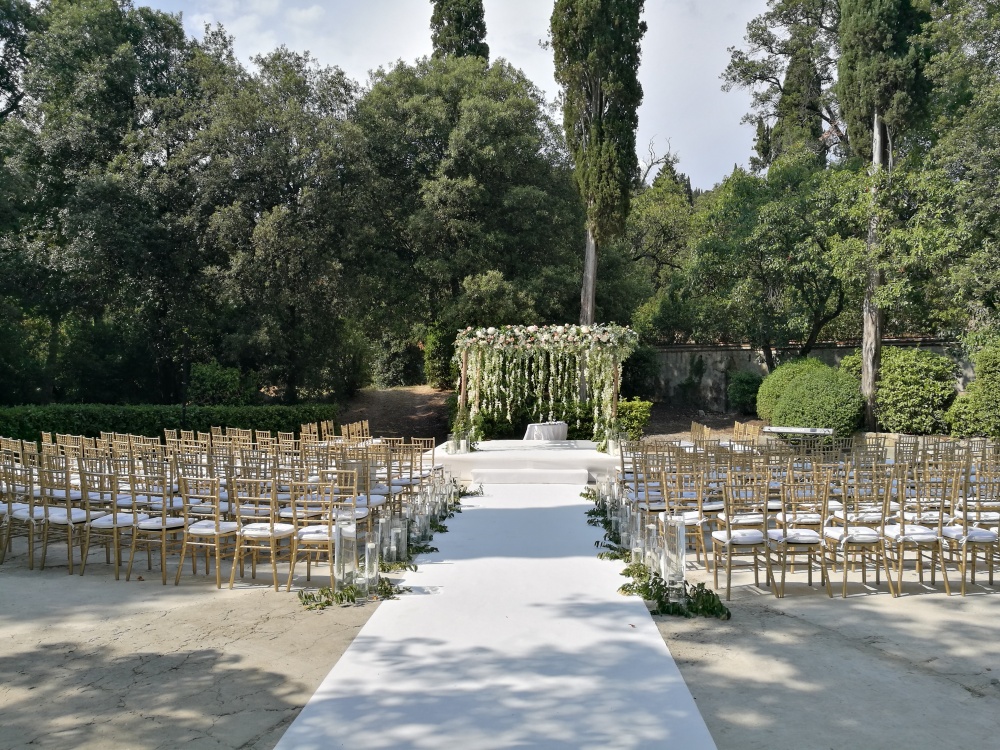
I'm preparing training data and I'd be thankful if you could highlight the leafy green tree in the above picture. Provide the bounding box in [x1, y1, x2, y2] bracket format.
[837, 0, 931, 428]
[723, 0, 844, 167]
[350, 55, 584, 384]
[689, 151, 847, 370]
[550, 0, 646, 324]
[0, 0, 36, 122]
[430, 0, 489, 60]
[0, 0, 189, 401]
[921, 0, 1000, 345]
[197, 48, 358, 402]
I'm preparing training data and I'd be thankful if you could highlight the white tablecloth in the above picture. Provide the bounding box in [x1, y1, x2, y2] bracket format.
[523, 422, 568, 441]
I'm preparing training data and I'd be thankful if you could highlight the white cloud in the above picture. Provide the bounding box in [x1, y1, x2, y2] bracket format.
[147, 0, 769, 188]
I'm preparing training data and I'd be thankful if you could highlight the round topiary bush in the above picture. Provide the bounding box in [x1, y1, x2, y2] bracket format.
[728, 370, 763, 416]
[756, 358, 826, 423]
[839, 347, 957, 434]
[771, 365, 863, 438]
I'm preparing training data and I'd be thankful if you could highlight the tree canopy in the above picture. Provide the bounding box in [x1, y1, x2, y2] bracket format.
[550, 0, 646, 324]
[430, 0, 489, 60]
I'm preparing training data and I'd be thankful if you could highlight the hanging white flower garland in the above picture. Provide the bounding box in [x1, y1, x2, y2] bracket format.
[454, 324, 638, 438]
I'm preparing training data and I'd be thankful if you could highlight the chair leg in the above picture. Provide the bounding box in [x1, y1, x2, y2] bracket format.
[175, 537, 188, 585]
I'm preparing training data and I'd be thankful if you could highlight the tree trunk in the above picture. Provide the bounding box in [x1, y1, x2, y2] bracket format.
[862, 107, 889, 431]
[761, 342, 776, 373]
[580, 224, 598, 325]
[42, 313, 61, 403]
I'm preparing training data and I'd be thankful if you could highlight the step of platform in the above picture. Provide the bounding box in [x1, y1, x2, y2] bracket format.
[470, 467, 590, 484]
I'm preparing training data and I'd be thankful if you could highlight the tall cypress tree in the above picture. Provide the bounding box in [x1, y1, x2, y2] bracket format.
[551, 0, 646, 325]
[837, 0, 930, 428]
[770, 41, 825, 161]
[430, 0, 489, 61]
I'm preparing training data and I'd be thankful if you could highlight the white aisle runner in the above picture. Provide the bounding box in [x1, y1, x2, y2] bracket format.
[275, 484, 716, 750]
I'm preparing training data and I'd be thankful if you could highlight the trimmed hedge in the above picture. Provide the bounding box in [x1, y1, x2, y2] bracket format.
[728, 371, 763, 416]
[946, 345, 1000, 438]
[771, 365, 863, 438]
[756, 358, 826, 423]
[840, 347, 957, 434]
[0, 404, 338, 444]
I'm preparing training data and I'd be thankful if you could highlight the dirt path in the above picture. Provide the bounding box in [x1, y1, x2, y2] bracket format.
[338, 386, 452, 443]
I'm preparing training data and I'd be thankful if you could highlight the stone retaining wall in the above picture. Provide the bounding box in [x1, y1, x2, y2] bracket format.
[652, 340, 970, 412]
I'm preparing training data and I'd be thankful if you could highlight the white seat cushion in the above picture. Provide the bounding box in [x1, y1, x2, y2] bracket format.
[90, 512, 150, 528]
[297, 527, 332, 542]
[823, 526, 880, 544]
[883, 524, 938, 543]
[768, 528, 821, 545]
[942, 525, 998, 543]
[712, 529, 765, 545]
[136, 517, 188, 531]
[718, 512, 765, 525]
[47, 508, 106, 524]
[12, 506, 47, 521]
[357, 494, 388, 508]
[902, 511, 952, 524]
[187, 520, 239, 535]
[833, 509, 883, 524]
[775, 512, 822, 525]
[147, 497, 185, 511]
[240, 522, 296, 539]
[46, 489, 83, 502]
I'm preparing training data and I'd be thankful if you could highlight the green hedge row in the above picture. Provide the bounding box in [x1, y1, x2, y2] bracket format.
[0, 404, 339, 444]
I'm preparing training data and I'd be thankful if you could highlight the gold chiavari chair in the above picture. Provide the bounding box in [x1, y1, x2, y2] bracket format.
[127, 462, 188, 585]
[289, 469, 361, 590]
[944, 464, 999, 595]
[175, 475, 237, 589]
[229, 476, 295, 591]
[770, 474, 832, 597]
[713, 476, 774, 600]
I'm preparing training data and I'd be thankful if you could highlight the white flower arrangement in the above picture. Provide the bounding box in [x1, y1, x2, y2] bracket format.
[454, 324, 638, 438]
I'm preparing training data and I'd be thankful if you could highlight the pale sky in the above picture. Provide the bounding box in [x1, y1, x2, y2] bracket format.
[143, 0, 769, 190]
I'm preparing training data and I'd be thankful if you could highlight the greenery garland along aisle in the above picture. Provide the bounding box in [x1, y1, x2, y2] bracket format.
[454, 324, 638, 440]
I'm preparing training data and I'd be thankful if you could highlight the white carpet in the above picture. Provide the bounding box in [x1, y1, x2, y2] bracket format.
[275, 483, 716, 750]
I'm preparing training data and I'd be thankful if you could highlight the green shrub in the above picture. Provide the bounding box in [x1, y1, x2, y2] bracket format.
[840, 347, 957, 434]
[756, 358, 826, 423]
[187, 362, 258, 405]
[727, 371, 763, 416]
[771, 365, 863, 438]
[0, 404, 338, 444]
[945, 392, 993, 438]
[615, 398, 653, 439]
[422, 326, 455, 390]
[838, 351, 862, 380]
[876, 348, 956, 434]
[946, 345, 1000, 438]
[371, 332, 423, 388]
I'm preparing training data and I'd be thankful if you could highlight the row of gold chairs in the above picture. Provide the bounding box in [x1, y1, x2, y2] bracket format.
[620, 434, 999, 600]
[1, 429, 439, 592]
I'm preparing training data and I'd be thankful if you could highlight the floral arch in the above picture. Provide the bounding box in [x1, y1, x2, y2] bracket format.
[454, 324, 638, 439]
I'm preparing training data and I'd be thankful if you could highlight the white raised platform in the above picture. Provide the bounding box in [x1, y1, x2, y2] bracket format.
[275, 483, 716, 749]
[437, 439, 618, 484]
